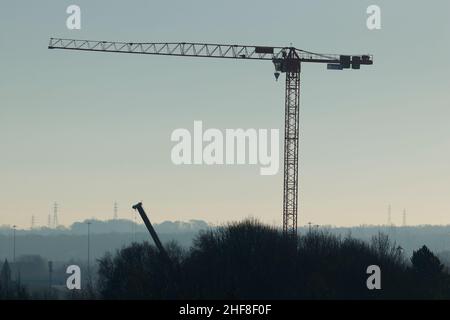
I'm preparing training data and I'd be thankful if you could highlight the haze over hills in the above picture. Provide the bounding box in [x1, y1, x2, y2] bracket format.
[0, 218, 210, 235]
[0, 218, 210, 261]
[1, 218, 450, 264]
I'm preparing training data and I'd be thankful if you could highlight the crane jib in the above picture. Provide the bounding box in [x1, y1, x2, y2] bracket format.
[48, 38, 373, 68]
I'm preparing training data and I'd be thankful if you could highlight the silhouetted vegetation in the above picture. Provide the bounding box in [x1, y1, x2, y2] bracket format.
[411, 245, 449, 298]
[97, 242, 183, 299]
[0, 260, 29, 299]
[96, 219, 450, 299]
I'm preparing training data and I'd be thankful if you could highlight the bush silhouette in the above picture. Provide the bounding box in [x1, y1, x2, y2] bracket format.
[96, 219, 450, 299]
[182, 219, 298, 299]
[411, 245, 449, 298]
[97, 241, 183, 299]
[412, 245, 444, 275]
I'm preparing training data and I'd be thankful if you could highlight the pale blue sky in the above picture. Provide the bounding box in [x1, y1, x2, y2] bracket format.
[1, 0, 450, 227]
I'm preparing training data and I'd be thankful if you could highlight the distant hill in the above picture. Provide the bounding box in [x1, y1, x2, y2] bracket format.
[0, 218, 210, 235]
[0, 218, 211, 262]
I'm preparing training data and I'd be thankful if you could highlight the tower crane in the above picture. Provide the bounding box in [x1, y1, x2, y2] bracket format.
[48, 38, 373, 237]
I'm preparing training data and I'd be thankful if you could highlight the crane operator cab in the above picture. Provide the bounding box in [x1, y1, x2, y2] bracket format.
[272, 48, 301, 81]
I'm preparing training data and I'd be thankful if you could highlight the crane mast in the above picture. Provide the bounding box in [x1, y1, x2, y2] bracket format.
[49, 38, 373, 238]
[281, 48, 301, 236]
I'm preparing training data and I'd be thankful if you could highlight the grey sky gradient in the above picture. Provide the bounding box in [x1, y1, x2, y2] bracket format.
[1, 0, 450, 228]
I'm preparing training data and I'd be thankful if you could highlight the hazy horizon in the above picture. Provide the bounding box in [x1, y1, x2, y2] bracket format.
[1, 209, 448, 230]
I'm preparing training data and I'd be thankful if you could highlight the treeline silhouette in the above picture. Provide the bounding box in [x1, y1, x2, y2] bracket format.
[96, 219, 450, 299]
